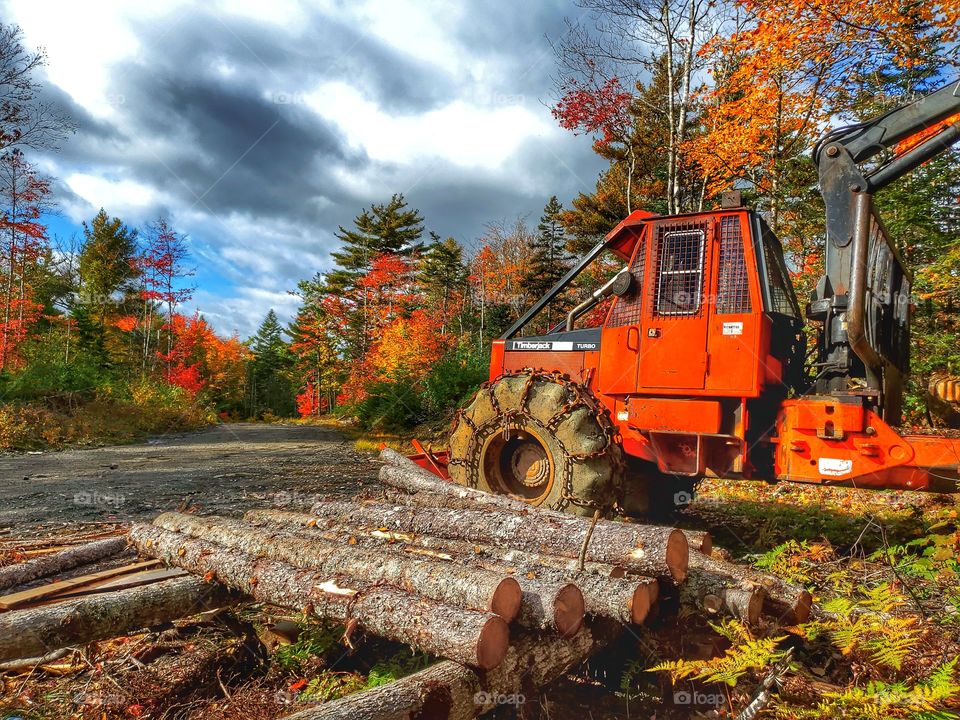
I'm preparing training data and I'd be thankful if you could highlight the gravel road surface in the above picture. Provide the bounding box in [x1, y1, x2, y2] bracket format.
[0, 423, 377, 529]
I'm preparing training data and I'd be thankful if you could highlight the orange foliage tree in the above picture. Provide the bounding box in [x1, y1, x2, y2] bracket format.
[0, 150, 50, 370]
[688, 0, 959, 231]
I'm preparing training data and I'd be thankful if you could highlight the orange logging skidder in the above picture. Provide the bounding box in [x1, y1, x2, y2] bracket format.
[410, 79, 960, 516]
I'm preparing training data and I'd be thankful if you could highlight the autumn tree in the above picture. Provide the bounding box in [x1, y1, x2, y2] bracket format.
[0, 150, 50, 369]
[139, 218, 194, 371]
[290, 283, 344, 417]
[321, 195, 425, 360]
[557, 59, 686, 250]
[554, 0, 726, 215]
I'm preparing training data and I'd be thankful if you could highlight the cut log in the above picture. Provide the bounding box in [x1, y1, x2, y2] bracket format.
[681, 567, 763, 624]
[151, 512, 521, 622]
[377, 453, 689, 583]
[687, 553, 812, 624]
[245, 509, 628, 578]
[512, 578, 583, 637]
[129, 524, 509, 670]
[282, 618, 622, 720]
[0, 537, 128, 592]
[244, 510, 655, 624]
[0, 575, 237, 662]
[308, 500, 688, 583]
[682, 530, 713, 555]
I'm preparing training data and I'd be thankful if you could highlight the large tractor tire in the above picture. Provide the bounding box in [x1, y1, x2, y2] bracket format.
[447, 371, 625, 517]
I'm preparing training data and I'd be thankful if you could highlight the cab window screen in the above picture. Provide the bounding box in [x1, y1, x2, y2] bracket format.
[655, 229, 705, 316]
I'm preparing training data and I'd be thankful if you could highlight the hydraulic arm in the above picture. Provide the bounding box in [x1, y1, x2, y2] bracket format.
[810, 79, 960, 422]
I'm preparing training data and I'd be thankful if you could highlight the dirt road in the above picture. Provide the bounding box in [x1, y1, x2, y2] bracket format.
[0, 423, 377, 529]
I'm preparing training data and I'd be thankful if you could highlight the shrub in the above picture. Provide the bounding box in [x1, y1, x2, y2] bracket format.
[355, 376, 423, 431]
[421, 343, 489, 418]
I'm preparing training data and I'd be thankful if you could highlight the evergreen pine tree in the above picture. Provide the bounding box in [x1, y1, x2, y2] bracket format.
[526, 196, 573, 331]
[76, 208, 139, 361]
[248, 309, 295, 417]
[419, 232, 467, 330]
[325, 194, 424, 294]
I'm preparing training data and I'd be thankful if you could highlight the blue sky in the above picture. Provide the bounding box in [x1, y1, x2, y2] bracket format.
[6, 0, 607, 338]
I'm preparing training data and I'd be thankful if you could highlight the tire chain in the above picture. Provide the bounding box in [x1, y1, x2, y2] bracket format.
[448, 370, 626, 515]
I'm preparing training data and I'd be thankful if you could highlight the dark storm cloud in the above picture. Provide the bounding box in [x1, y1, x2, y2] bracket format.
[21, 1, 606, 335]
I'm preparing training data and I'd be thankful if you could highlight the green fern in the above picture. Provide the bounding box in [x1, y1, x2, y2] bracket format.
[808, 584, 920, 670]
[780, 658, 960, 720]
[650, 619, 787, 687]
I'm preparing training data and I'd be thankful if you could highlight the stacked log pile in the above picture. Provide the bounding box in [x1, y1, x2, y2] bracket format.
[125, 451, 682, 669]
[0, 447, 815, 720]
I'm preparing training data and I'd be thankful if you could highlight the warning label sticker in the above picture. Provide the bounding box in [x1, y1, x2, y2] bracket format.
[818, 457, 853, 477]
[722, 322, 744, 336]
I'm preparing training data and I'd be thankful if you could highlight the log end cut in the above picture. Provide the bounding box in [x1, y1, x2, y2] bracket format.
[666, 529, 689, 583]
[554, 583, 585, 638]
[476, 615, 510, 670]
[490, 577, 523, 623]
[794, 590, 813, 624]
[629, 584, 652, 625]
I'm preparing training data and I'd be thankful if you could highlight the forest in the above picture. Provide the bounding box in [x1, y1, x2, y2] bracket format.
[0, 0, 957, 449]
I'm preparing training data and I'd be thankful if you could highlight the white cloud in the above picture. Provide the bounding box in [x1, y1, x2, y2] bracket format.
[306, 81, 554, 169]
[191, 286, 301, 338]
[63, 172, 161, 220]
[6, 0, 172, 117]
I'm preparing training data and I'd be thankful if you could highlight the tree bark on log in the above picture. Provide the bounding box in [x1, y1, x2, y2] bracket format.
[308, 500, 687, 583]
[245, 508, 656, 627]
[129, 524, 509, 670]
[282, 618, 623, 720]
[151, 512, 521, 622]
[0, 537, 128, 592]
[380, 450, 697, 570]
[681, 567, 763, 624]
[687, 553, 812, 624]
[245, 509, 629, 578]
[681, 530, 712, 556]
[0, 575, 237, 663]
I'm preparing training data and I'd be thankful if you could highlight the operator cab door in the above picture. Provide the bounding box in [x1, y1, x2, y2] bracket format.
[638, 220, 712, 390]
